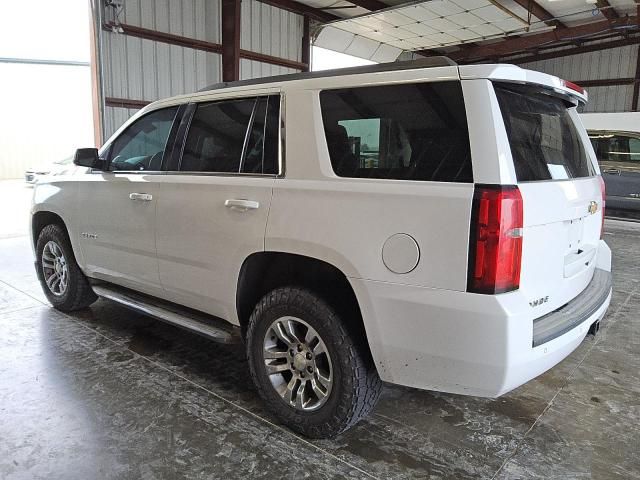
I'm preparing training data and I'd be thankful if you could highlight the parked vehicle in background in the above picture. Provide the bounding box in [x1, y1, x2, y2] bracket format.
[581, 112, 640, 218]
[25, 156, 85, 184]
[31, 59, 612, 438]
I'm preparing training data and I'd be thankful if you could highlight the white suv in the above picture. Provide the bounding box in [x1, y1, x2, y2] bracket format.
[31, 58, 612, 438]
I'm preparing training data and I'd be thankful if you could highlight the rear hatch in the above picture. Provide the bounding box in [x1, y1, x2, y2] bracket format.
[493, 81, 604, 316]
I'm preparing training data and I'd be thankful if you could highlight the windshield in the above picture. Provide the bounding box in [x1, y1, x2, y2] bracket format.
[494, 82, 595, 181]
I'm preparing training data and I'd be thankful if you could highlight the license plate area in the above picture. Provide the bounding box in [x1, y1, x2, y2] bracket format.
[566, 217, 585, 251]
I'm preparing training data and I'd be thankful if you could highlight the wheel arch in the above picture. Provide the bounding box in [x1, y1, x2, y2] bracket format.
[236, 252, 373, 359]
[32, 211, 68, 248]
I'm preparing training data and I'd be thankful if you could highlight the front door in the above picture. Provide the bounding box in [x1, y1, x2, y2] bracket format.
[156, 94, 280, 322]
[77, 106, 179, 294]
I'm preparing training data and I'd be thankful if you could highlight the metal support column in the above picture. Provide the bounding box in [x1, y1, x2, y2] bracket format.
[89, 0, 105, 146]
[301, 16, 311, 72]
[222, 0, 241, 82]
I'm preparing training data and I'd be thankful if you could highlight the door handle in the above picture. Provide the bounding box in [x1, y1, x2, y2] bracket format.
[602, 168, 621, 175]
[224, 199, 259, 211]
[129, 192, 153, 202]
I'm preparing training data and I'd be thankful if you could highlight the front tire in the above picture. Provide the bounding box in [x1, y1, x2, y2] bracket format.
[246, 287, 382, 438]
[36, 224, 97, 312]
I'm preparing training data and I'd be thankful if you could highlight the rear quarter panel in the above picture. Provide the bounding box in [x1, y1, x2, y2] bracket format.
[266, 87, 473, 291]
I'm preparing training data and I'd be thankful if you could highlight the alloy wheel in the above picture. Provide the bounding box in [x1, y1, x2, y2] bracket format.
[262, 316, 333, 411]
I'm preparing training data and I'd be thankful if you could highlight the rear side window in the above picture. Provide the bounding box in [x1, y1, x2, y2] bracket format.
[494, 83, 595, 181]
[180, 95, 279, 174]
[319, 82, 472, 182]
[589, 133, 640, 164]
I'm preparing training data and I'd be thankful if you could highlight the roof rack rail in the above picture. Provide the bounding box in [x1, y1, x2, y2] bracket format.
[197, 56, 457, 93]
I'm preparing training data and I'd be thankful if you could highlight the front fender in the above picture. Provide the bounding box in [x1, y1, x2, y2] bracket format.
[31, 181, 83, 267]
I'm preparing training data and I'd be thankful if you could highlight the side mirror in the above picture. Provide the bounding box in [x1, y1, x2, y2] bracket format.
[74, 148, 104, 169]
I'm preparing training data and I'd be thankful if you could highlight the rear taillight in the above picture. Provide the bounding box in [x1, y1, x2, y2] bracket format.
[468, 185, 523, 294]
[599, 175, 606, 239]
[561, 79, 585, 95]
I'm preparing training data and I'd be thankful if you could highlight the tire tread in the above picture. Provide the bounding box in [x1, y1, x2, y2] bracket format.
[36, 224, 97, 312]
[246, 286, 382, 438]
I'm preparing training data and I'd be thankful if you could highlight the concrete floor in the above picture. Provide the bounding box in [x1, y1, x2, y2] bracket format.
[1, 179, 639, 480]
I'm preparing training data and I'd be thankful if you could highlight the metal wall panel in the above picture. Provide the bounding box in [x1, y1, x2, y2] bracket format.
[240, 1, 303, 62]
[240, 59, 297, 80]
[120, 0, 220, 43]
[101, 0, 223, 138]
[519, 45, 638, 112]
[101, 0, 303, 139]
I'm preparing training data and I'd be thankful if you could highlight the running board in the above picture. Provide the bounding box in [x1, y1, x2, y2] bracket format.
[92, 284, 241, 344]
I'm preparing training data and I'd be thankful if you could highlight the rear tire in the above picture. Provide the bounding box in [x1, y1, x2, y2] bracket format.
[36, 224, 97, 312]
[246, 287, 382, 438]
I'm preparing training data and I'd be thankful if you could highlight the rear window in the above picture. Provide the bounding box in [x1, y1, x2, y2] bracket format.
[319, 82, 472, 182]
[494, 83, 595, 181]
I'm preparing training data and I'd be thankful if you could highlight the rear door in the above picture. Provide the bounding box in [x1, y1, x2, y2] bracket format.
[589, 131, 640, 214]
[155, 94, 280, 322]
[493, 82, 603, 314]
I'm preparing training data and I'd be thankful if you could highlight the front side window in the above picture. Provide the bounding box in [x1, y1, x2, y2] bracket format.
[179, 95, 280, 174]
[109, 107, 178, 171]
[319, 82, 472, 182]
[494, 83, 595, 181]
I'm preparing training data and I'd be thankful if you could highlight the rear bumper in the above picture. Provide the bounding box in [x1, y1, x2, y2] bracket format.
[533, 268, 611, 347]
[351, 241, 613, 398]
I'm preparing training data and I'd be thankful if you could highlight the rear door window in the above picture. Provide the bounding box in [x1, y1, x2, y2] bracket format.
[319, 82, 472, 182]
[494, 83, 595, 181]
[179, 95, 280, 174]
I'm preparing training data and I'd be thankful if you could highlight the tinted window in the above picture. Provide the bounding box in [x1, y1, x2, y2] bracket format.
[181, 98, 254, 173]
[180, 95, 279, 174]
[589, 133, 640, 164]
[240, 96, 280, 174]
[494, 83, 595, 181]
[319, 82, 472, 182]
[109, 107, 178, 171]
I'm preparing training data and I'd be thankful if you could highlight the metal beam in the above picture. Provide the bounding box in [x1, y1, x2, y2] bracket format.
[633, 45, 640, 111]
[253, 0, 339, 22]
[301, 16, 311, 72]
[240, 49, 307, 70]
[344, 0, 388, 11]
[572, 78, 637, 87]
[105, 97, 151, 109]
[510, 0, 565, 28]
[505, 35, 640, 64]
[222, 0, 241, 82]
[450, 15, 638, 62]
[104, 22, 223, 54]
[595, 1, 619, 22]
[103, 22, 308, 72]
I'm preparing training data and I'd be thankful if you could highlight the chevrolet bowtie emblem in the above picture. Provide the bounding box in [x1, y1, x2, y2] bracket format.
[588, 201, 598, 215]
